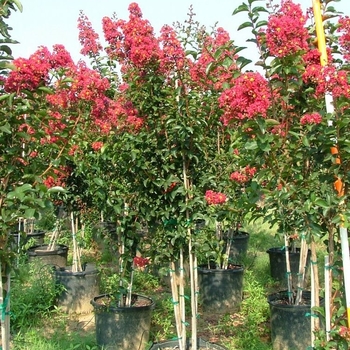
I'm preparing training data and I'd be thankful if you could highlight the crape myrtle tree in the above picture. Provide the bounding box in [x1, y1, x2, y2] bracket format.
[0, 1, 123, 347]
[75, 3, 249, 348]
[220, 0, 350, 346]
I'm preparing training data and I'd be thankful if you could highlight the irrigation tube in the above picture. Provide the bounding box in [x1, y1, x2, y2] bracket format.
[312, 0, 350, 330]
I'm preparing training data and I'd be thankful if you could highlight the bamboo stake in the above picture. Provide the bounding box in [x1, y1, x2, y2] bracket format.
[223, 228, 234, 270]
[183, 155, 197, 349]
[0, 262, 10, 350]
[324, 255, 331, 342]
[295, 237, 308, 305]
[310, 238, 320, 331]
[179, 247, 186, 349]
[47, 220, 60, 251]
[170, 260, 184, 350]
[126, 262, 134, 307]
[71, 212, 82, 273]
[193, 253, 198, 318]
[284, 234, 293, 304]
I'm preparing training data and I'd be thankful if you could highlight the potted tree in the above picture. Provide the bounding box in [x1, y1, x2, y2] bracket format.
[75, 3, 242, 349]
[221, 0, 349, 348]
[0, 4, 109, 347]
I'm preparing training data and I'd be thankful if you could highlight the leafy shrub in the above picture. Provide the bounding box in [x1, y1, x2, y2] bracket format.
[11, 259, 64, 330]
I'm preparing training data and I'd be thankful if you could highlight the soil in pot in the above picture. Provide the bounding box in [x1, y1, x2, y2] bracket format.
[27, 244, 68, 268]
[268, 290, 323, 350]
[91, 293, 154, 350]
[55, 264, 100, 314]
[150, 338, 227, 349]
[266, 247, 310, 288]
[198, 264, 244, 313]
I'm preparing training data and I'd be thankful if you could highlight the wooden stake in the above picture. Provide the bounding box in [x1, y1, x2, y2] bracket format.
[0, 262, 10, 350]
[295, 237, 308, 305]
[284, 234, 293, 304]
[170, 260, 184, 350]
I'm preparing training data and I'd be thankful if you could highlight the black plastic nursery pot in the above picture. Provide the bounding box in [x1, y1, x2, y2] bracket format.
[91, 293, 154, 350]
[150, 338, 227, 349]
[198, 264, 244, 313]
[268, 290, 322, 350]
[54, 264, 100, 314]
[27, 244, 68, 268]
[226, 231, 250, 262]
[11, 230, 46, 247]
[266, 247, 310, 287]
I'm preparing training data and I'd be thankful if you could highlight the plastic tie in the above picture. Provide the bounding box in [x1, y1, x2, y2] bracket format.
[0, 292, 10, 321]
[305, 312, 319, 318]
[179, 294, 190, 300]
[310, 260, 318, 265]
[170, 298, 179, 305]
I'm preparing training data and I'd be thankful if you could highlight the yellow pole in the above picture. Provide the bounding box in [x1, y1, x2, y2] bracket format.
[313, 0, 328, 65]
[312, 0, 350, 330]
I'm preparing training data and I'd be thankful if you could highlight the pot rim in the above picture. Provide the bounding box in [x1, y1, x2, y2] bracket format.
[267, 290, 323, 309]
[91, 293, 155, 312]
[198, 264, 244, 273]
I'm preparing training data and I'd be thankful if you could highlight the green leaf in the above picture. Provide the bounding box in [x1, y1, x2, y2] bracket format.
[93, 178, 104, 186]
[38, 86, 54, 94]
[314, 199, 329, 208]
[238, 21, 253, 31]
[236, 56, 252, 69]
[12, 0, 23, 12]
[255, 20, 268, 28]
[0, 122, 11, 134]
[302, 135, 310, 147]
[232, 3, 249, 15]
[252, 6, 269, 13]
[47, 186, 67, 194]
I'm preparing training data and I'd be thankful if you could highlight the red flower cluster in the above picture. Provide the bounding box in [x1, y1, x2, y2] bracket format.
[338, 16, 350, 62]
[43, 166, 71, 189]
[133, 256, 150, 268]
[159, 25, 186, 74]
[339, 326, 350, 341]
[91, 141, 104, 151]
[230, 165, 257, 184]
[102, 3, 160, 68]
[205, 190, 227, 205]
[189, 27, 238, 90]
[300, 112, 322, 125]
[265, 0, 309, 58]
[303, 65, 350, 99]
[78, 11, 102, 56]
[5, 47, 51, 92]
[219, 72, 271, 124]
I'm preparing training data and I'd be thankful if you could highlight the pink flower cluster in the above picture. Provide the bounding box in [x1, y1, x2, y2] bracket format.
[338, 16, 350, 62]
[78, 11, 102, 56]
[300, 113, 322, 125]
[205, 190, 227, 205]
[189, 27, 239, 90]
[5, 45, 74, 93]
[133, 256, 150, 268]
[303, 65, 350, 99]
[265, 0, 309, 58]
[102, 3, 160, 68]
[219, 72, 271, 125]
[159, 25, 186, 73]
[230, 165, 257, 184]
[91, 141, 104, 151]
